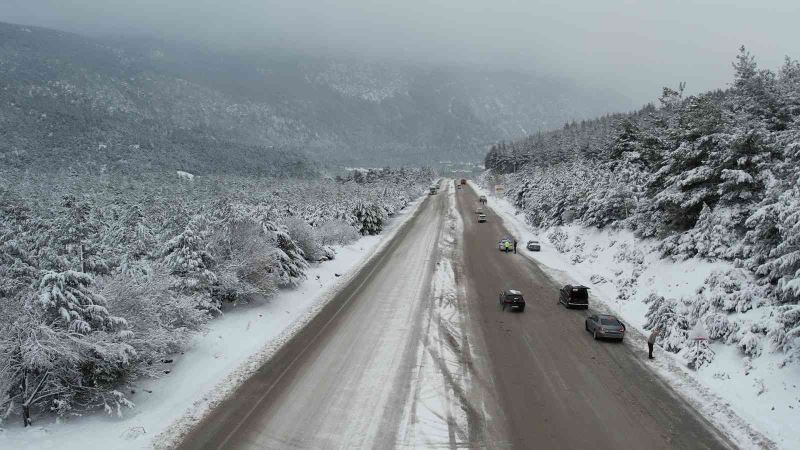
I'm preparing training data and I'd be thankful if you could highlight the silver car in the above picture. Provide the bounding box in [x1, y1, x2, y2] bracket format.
[585, 314, 626, 341]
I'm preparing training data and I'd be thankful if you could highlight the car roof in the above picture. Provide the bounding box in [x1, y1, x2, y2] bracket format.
[564, 284, 589, 290]
[506, 289, 522, 295]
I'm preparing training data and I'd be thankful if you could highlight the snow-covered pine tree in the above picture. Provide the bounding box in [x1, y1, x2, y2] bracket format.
[643, 293, 689, 353]
[352, 202, 385, 235]
[163, 215, 218, 308]
[52, 195, 111, 275]
[37, 270, 127, 334]
[260, 219, 308, 288]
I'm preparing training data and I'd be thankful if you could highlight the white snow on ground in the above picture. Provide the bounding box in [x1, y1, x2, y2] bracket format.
[398, 181, 474, 448]
[470, 181, 796, 450]
[0, 196, 426, 450]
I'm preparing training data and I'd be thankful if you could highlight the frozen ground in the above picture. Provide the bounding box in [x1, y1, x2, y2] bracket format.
[0, 197, 426, 450]
[471, 182, 796, 449]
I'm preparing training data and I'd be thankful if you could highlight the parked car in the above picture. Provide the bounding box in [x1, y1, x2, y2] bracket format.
[478, 213, 487, 222]
[498, 238, 512, 252]
[499, 289, 526, 311]
[479, 195, 487, 204]
[585, 314, 626, 341]
[526, 240, 541, 251]
[558, 285, 590, 309]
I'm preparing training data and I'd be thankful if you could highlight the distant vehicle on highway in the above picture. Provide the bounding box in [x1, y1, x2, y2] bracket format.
[460, 178, 467, 185]
[499, 289, 525, 312]
[585, 314, 626, 341]
[498, 237, 512, 252]
[475, 205, 484, 214]
[479, 195, 487, 204]
[429, 186, 437, 195]
[478, 213, 487, 222]
[526, 240, 541, 251]
[558, 285, 590, 309]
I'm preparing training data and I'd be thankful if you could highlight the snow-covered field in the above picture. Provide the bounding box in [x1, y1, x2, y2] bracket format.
[471, 182, 797, 449]
[0, 197, 426, 450]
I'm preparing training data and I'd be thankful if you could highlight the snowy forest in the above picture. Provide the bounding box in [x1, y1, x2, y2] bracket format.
[0, 167, 434, 426]
[485, 48, 800, 368]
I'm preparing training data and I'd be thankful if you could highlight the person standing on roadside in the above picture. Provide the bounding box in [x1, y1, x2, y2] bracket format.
[513, 239, 517, 254]
[648, 327, 660, 359]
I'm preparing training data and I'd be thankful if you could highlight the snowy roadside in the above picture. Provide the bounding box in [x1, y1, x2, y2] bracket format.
[470, 181, 794, 450]
[0, 195, 428, 450]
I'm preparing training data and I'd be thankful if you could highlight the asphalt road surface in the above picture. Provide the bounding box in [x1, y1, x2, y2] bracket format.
[178, 180, 732, 450]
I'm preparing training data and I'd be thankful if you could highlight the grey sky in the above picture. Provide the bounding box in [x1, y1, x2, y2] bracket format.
[2, 0, 798, 105]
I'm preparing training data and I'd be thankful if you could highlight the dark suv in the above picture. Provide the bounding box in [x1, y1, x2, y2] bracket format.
[558, 285, 589, 309]
[499, 289, 526, 312]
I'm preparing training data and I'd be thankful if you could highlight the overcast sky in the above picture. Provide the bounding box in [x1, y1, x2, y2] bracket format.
[1, 0, 798, 105]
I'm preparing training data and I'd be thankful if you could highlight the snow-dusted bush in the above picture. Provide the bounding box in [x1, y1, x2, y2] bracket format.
[738, 330, 763, 357]
[683, 340, 716, 370]
[703, 313, 739, 343]
[317, 219, 360, 246]
[100, 269, 209, 377]
[284, 217, 324, 262]
[547, 227, 570, 253]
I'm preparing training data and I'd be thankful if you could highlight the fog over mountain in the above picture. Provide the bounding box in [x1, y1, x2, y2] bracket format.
[0, 21, 628, 171]
[2, 0, 798, 104]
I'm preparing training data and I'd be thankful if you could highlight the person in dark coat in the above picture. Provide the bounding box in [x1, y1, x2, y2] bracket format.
[648, 328, 660, 359]
[513, 239, 517, 253]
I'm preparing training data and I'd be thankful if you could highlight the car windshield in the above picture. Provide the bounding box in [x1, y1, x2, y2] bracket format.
[600, 318, 620, 326]
[507, 295, 523, 301]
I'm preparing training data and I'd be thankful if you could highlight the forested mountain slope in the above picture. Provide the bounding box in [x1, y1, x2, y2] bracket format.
[0, 21, 629, 172]
[485, 47, 800, 365]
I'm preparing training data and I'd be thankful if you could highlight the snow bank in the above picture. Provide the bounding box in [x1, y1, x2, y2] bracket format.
[470, 181, 793, 449]
[0, 196, 427, 450]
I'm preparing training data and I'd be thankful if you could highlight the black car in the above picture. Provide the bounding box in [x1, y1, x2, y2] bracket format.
[585, 314, 626, 341]
[526, 240, 541, 251]
[558, 285, 589, 309]
[499, 289, 525, 312]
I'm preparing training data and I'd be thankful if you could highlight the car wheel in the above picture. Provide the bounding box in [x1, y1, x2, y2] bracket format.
[593, 330, 598, 340]
[518, 305, 525, 312]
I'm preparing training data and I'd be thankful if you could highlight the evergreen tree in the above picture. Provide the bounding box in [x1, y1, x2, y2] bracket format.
[37, 270, 127, 334]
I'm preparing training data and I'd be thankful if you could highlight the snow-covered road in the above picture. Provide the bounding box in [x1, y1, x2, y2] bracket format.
[178, 182, 451, 449]
[178, 180, 736, 450]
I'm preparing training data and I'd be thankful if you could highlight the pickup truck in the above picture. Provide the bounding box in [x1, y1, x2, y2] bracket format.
[499, 289, 525, 312]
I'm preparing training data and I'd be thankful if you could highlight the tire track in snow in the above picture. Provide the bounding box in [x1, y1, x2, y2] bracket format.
[397, 181, 488, 448]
